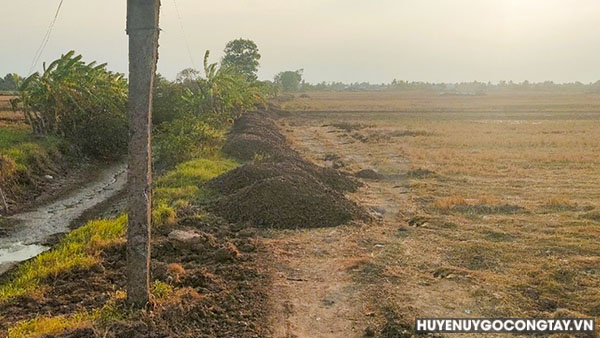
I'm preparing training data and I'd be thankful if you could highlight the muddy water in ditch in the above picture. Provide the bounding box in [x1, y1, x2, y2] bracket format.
[0, 163, 127, 274]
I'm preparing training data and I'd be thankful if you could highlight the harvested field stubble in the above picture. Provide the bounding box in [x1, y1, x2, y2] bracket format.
[278, 91, 600, 336]
[210, 111, 367, 228]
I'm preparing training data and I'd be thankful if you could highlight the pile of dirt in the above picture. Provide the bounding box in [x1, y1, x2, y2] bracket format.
[0, 221, 271, 337]
[211, 111, 367, 229]
[355, 169, 385, 180]
[208, 157, 360, 195]
[222, 112, 298, 161]
[221, 133, 296, 162]
[406, 168, 436, 179]
[212, 175, 364, 229]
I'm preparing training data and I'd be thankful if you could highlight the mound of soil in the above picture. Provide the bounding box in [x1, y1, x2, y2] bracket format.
[222, 112, 298, 161]
[0, 221, 271, 337]
[355, 169, 385, 180]
[208, 157, 360, 196]
[294, 160, 361, 192]
[406, 168, 435, 179]
[213, 175, 365, 229]
[222, 133, 297, 161]
[211, 110, 366, 229]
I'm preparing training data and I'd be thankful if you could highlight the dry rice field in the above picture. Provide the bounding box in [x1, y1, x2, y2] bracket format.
[270, 90, 600, 337]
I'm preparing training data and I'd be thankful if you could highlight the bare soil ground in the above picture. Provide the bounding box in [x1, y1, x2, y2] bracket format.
[267, 91, 600, 337]
[2, 91, 599, 337]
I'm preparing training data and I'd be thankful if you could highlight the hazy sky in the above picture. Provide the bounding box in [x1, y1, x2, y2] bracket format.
[2, 0, 600, 83]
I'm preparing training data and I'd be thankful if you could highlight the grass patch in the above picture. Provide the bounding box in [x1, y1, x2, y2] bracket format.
[0, 128, 62, 173]
[151, 280, 174, 299]
[540, 198, 578, 212]
[482, 230, 514, 242]
[8, 295, 126, 338]
[451, 203, 524, 215]
[0, 155, 238, 303]
[152, 203, 177, 228]
[0, 215, 127, 302]
[406, 168, 436, 179]
[448, 241, 505, 271]
[8, 311, 97, 338]
[154, 156, 238, 206]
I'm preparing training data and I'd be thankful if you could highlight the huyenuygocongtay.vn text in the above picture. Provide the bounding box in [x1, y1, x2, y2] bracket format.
[415, 318, 595, 334]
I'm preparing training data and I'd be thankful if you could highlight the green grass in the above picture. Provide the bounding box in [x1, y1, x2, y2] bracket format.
[7, 297, 126, 338]
[7, 280, 172, 337]
[1, 155, 237, 304]
[152, 155, 238, 228]
[154, 156, 238, 206]
[0, 215, 127, 302]
[151, 280, 174, 298]
[2, 153, 239, 336]
[0, 128, 63, 178]
[8, 311, 98, 338]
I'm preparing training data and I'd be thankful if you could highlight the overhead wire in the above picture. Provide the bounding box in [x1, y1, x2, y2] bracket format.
[172, 0, 196, 69]
[28, 0, 65, 75]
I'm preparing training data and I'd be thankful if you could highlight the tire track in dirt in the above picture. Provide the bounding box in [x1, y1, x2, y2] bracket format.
[267, 120, 412, 337]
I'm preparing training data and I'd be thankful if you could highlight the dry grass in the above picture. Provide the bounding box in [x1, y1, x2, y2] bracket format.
[281, 90, 600, 113]
[0, 96, 25, 130]
[280, 90, 600, 335]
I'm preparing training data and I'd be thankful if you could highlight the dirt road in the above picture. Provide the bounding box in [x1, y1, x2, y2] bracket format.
[268, 120, 413, 337]
[266, 91, 600, 337]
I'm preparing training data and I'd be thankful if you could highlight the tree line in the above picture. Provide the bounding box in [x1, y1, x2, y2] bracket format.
[274, 77, 600, 93]
[0, 74, 18, 91]
[8, 39, 269, 164]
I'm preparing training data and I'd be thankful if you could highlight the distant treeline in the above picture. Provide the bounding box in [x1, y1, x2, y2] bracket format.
[269, 70, 600, 93]
[0, 74, 18, 91]
[297, 79, 600, 93]
[6, 68, 600, 94]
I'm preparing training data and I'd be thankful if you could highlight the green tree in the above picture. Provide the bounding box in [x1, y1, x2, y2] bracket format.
[175, 68, 201, 86]
[0, 74, 19, 91]
[274, 69, 303, 92]
[222, 39, 261, 81]
[152, 74, 187, 125]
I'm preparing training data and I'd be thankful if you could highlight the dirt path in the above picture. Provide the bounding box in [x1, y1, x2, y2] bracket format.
[0, 163, 126, 274]
[268, 120, 412, 337]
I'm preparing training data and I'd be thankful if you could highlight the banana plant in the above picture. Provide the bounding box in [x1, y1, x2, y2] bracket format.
[13, 51, 127, 138]
[181, 50, 265, 127]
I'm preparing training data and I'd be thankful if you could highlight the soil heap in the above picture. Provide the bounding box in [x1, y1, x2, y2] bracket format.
[211, 111, 367, 229]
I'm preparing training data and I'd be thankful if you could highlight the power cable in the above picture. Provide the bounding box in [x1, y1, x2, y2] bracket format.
[172, 0, 196, 69]
[28, 0, 65, 75]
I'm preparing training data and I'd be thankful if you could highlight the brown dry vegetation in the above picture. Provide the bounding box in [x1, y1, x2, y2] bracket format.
[0, 96, 23, 129]
[2, 90, 599, 337]
[280, 90, 600, 113]
[273, 90, 600, 337]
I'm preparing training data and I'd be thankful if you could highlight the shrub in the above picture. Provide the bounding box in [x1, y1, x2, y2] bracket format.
[76, 111, 128, 159]
[154, 115, 224, 168]
[151, 281, 174, 298]
[178, 51, 266, 126]
[13, 51, 128, 159]
[152, 74, 187, 126]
